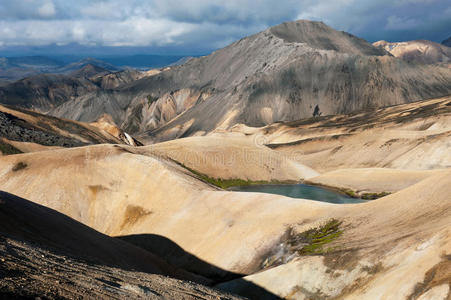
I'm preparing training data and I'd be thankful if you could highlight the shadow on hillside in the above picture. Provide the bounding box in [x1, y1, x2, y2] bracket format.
[117, 234, 282, 300]
[0, 191, 281, 299]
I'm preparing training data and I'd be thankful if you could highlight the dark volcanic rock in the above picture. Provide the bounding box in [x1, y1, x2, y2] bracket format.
[0, 111, 85, 147]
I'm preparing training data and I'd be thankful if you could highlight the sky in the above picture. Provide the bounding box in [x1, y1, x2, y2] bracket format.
[0, 0, 450, 56]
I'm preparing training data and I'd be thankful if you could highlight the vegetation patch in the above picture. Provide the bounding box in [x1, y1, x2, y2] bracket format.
[12, 162, 27, 172]
[261, 219, 344, 270]
[0, 141, 22, 155]
[176, 162, 288, 189]
[341, 188, 358, 198]
[340, 188, 390, 200]
[360, 192, 391, 200]
[293, 219, 343, 255]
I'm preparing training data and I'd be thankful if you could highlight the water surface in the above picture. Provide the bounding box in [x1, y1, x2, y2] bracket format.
[229, 184, 365, 204]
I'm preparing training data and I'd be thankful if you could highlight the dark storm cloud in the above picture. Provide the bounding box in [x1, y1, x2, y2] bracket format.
[0, 0, 449, 51]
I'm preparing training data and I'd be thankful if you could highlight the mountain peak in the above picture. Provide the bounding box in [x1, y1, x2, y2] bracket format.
[267, 19, 386, 56]
[70, 63, 110, 78]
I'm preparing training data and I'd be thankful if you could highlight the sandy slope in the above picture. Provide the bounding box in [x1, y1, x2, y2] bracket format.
[144, 135, 319, 181]
[308, 168, 446, 193]
[255, 96, 451, 173]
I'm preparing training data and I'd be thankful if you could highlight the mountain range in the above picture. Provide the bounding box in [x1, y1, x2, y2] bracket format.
[39, 20, 451, 143]
[0, 55, 187, 83]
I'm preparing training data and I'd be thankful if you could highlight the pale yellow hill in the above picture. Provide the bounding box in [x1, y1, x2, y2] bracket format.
[308, 168, 446, 194]
[0, 143, 449, 299]
[144, 135, 319, 182]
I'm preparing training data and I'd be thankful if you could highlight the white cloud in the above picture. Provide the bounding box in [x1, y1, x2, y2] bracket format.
[0, 0, 449, 50]
[38, 0, 56, 18]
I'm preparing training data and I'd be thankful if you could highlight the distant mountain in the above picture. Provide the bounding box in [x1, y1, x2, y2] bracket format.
[442, 36, 451, 47]
[69, 64, 111, 79]
[0, 65, 149, 112]
[45, 20, 451, 143]
[373, 40, 451, 64]
[0, 55, 188, 82]
[0, 74, 99, 111]
[58, 57, 119, 74]
[91, 69, 147, 89]
[0, 56, 63, 82]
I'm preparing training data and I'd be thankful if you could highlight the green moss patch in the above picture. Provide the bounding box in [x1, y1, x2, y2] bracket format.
[340, 188, 390, 200]
[177, 162, 286, 189]
[293, 219, 343, 255]
[261, 219, 344, 270]
[360, 192, 391, 200]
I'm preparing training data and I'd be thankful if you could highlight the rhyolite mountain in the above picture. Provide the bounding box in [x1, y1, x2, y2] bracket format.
[4, 20, 451, 143]
[373, 40, 451, 64]
[45, 20, 451, 143]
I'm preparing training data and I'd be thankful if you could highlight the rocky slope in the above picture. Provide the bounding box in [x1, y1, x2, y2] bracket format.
[442, 36, 451, 47]
[46, 20, 451, 143]
[0, 104, 139, 151]
[373, 39, 451, 64]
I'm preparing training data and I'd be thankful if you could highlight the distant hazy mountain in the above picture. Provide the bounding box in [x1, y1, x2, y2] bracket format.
[57, 58, 119, 74]
[0, 56, 63, 82]
[44, 20, 451, 143]
[0, 55, 188, 82]
[442, 37, 451, 47]
[373, 40, 451, 64]
[0, 65, 148, 112]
